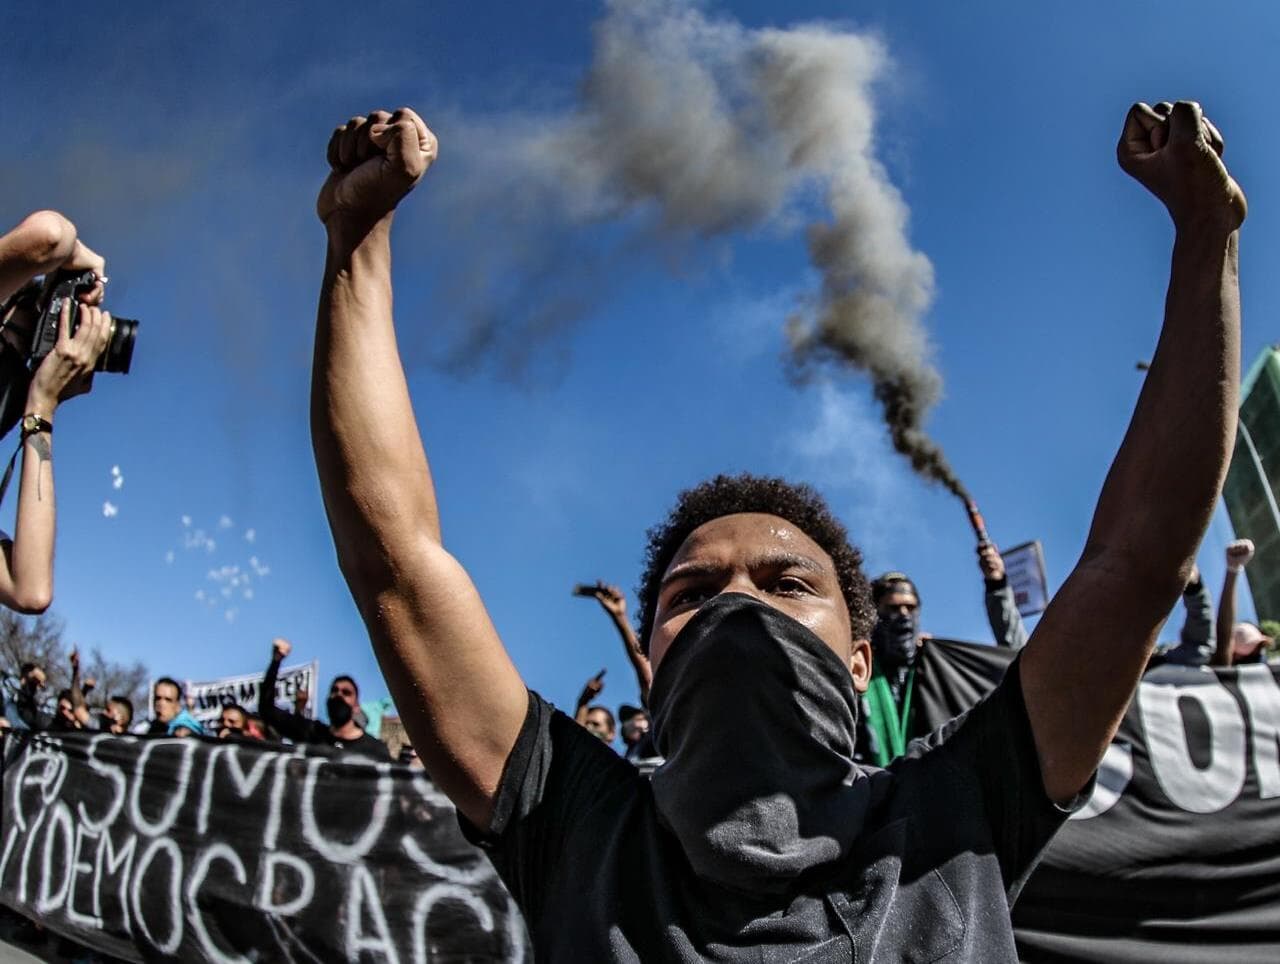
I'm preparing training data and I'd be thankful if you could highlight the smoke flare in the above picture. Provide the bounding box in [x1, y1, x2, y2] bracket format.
[441, 0, 963, 490]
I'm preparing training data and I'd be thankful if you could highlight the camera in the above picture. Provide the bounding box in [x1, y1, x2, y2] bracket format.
[29, 269, 138, 374]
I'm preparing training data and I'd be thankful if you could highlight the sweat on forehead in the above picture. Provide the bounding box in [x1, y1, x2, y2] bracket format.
[634, 473, 875, 652]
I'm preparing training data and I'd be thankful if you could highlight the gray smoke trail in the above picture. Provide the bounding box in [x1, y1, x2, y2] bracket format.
[444, 0, 962, 491]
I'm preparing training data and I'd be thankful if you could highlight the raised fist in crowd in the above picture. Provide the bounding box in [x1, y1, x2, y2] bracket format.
[316, 108, 438, 231]
[977, 543, 1006, 582]
[272, 637, 292, 661]
[1226, 539, 1255, 572]
[1117, 101, 1246, 230]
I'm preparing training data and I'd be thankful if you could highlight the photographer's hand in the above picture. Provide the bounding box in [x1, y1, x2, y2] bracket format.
[61, 239, 106, 306]
[27, 300, 112, 415]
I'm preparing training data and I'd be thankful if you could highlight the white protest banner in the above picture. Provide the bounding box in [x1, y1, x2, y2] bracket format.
[179, 661, 319, 725]
[1002, 540, 1049, 617]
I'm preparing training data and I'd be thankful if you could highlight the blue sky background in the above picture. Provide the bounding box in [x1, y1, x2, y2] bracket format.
[0, 1, 1270, 731]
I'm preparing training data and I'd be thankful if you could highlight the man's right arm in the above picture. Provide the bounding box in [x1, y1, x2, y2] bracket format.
[258, 642, 310, 742]
[311, 109, 527, 828]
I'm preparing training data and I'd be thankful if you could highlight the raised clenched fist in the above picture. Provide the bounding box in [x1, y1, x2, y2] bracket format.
[316, 108, 437, 231]
[1117, 101, 1246, 231]
[272, 637, 292, 661]
[1226, 538, 1255, 572]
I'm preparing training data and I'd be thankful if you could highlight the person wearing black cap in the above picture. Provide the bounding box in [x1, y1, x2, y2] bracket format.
[618, 703, 661, 771]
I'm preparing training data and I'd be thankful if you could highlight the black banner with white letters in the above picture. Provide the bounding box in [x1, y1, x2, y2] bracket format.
[917, 639, 1280, 963]
[7, 647, 1280, 962]
[0, 731, 528, 963]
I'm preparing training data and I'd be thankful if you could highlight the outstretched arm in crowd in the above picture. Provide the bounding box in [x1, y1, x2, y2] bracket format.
[0, 213, 110, 614]
[258, 638, 313, 742]
[1181, 565, 1215, 654]
[1213, 539, 1254, 666]
[311, 109, 527, 827]
[587, 583, 653, 703]
[574, 669, 606, 726]
[1020, 101, 1245, 804]
[977, 543, 1028, 649]
[68, 648, 91, 727]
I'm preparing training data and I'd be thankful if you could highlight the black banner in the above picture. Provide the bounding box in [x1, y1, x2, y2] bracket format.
[918, 639, 1280, 963]
[0, 731, 528, 962]
[8, 648, 1280, 962]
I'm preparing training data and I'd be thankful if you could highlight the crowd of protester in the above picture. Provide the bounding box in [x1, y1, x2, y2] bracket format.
[0, 98, 1270, 961]
[0, 532, 1272, 777]
[566, 535, 1273, 772]
[0, 635, 395, 762]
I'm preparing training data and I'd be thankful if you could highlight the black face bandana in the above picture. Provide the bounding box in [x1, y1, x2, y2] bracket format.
[649, 593, 869, 896]
[326, 695, 354, 728]
[872, 611, 919, 669]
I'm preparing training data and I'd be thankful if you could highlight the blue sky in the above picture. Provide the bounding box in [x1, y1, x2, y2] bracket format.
[0, 0, 1270, 725]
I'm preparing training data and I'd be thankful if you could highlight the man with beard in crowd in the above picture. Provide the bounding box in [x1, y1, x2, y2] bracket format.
[258, 637, 389, 759]
[857, 538, 1038, 764]
[217, 703, 262, 740]
[310, 100, 1243, 959]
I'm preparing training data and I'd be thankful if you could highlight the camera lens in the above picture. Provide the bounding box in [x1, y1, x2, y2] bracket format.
[100, 317, 137, 374]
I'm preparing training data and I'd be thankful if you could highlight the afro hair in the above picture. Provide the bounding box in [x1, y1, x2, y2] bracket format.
[634, 473, 874, 653]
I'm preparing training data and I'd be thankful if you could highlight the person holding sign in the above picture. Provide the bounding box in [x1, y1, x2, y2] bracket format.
[311, 101, 1244, 961]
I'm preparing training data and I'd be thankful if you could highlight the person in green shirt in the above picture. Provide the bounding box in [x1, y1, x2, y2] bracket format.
[862, 572, 922, 766]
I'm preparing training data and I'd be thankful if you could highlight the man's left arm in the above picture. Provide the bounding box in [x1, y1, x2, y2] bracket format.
[1020, 101, 1245, 804]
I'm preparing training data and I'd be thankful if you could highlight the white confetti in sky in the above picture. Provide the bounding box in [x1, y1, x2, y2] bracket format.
[174, 515, 268, 619]
[102, 501, 118, 518]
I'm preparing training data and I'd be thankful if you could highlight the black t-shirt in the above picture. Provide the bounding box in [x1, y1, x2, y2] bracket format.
[331, 730, 392, 761]
[461, 663, 1082, 962]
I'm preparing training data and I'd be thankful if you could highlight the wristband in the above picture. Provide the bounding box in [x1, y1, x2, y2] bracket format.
[1228, 565, 1243, 574]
